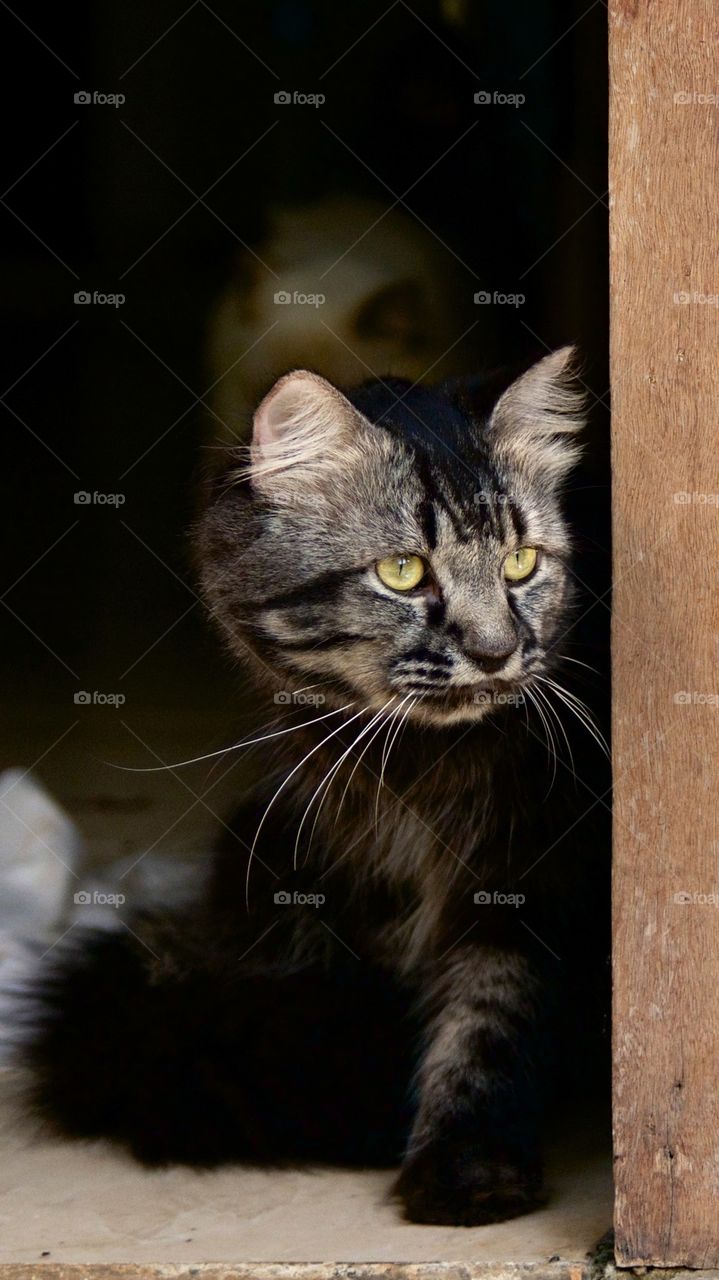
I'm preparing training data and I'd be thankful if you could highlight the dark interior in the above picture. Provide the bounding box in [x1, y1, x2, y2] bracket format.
[2, 0, 609, 814]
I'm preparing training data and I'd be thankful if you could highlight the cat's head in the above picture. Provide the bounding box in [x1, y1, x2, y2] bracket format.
[197, 348, 584, 727]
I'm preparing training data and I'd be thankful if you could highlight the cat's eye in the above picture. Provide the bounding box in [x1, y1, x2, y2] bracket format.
[376, 554, 428, 592]
[503, 547, 538, 582]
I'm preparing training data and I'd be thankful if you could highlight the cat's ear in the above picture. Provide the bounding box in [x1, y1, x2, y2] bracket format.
[249, 370, 365, 491]
[488, 347, 585, 484]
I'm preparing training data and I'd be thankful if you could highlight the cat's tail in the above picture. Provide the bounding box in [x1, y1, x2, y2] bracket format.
[19, 922, 418, 1167]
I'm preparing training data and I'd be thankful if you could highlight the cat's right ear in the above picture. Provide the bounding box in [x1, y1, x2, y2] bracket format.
[488, 347, 585, 485]
[248, 370, 365, 494]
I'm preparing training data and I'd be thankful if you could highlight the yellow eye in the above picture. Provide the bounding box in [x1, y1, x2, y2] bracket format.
[376, 554, 428, 592]
[503, 547, 538, 582]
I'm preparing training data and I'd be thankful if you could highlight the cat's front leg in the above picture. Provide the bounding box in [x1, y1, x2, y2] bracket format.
[394, 941, 550, 1226]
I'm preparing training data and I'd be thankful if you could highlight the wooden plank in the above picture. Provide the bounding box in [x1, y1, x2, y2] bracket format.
[609, 0, 719, 1266]
[0, 1266, 595, 1280]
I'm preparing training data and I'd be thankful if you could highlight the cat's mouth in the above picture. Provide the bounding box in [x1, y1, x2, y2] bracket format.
[403, 682, 526, 724]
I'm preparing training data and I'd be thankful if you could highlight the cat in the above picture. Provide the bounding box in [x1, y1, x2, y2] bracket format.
[205, 196, 478, 446]
[24, 347, 610, 1226]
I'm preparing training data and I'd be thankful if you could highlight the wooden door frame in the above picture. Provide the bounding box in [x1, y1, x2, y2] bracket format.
[610, 0, 719, 1265]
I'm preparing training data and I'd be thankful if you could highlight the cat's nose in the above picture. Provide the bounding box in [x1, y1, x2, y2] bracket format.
[465, 640, 517, 674]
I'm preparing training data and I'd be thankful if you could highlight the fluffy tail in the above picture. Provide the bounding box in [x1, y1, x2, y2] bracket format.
[22, 924, 418, 1167]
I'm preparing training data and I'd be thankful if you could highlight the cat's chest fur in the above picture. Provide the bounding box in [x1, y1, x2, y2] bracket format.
[302, 740, 513, 973]
[243, 717, 592, 976]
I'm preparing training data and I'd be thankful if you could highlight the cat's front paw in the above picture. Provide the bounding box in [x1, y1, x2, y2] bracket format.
[393, 1139, 545, 1226]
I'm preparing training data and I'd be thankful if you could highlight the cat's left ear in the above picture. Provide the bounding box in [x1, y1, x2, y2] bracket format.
[248, 370, 367, 495]
[488, 346, 585, 484]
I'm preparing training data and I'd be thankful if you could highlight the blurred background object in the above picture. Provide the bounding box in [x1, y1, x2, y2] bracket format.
[206, 197, 477, 444]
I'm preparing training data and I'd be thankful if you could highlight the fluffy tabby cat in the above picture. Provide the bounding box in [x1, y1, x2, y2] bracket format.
[25, 348, 609, 1226]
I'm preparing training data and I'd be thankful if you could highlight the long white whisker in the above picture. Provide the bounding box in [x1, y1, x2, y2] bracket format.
[296, 701, 396, 870]
[300, 742, 360, 868]
[377, 692, 420, 814]
[544, 677, 606, 732]
[557, 654, 601, 676]
[292, 702, 394, 868]
[524, 685, 550, 761]
[245, 706, 365, 907]
[205, 703, 299, 779]
[333, 698, 399, 827]
[537, 675, 610, 759]
[539, 676, 610, 758]
[535, 685, 559, 795]
[297, 744, 358, 869]
[391, 691, 419, 762]
[111, 702, 355, 773]
[532, 681, 576, 782]
[293, 747, 351, 871]
[374, 694, 414, 827]
[541, 678, 601, 756]
[524, 686, 557, 795]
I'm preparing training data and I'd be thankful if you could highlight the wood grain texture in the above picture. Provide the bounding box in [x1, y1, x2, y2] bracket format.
[610, 0, 719, 1266]
[0, 1267, 594, 1280]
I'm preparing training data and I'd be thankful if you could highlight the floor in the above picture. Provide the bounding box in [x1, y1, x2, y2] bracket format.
[0, 1069, 611, 1266]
